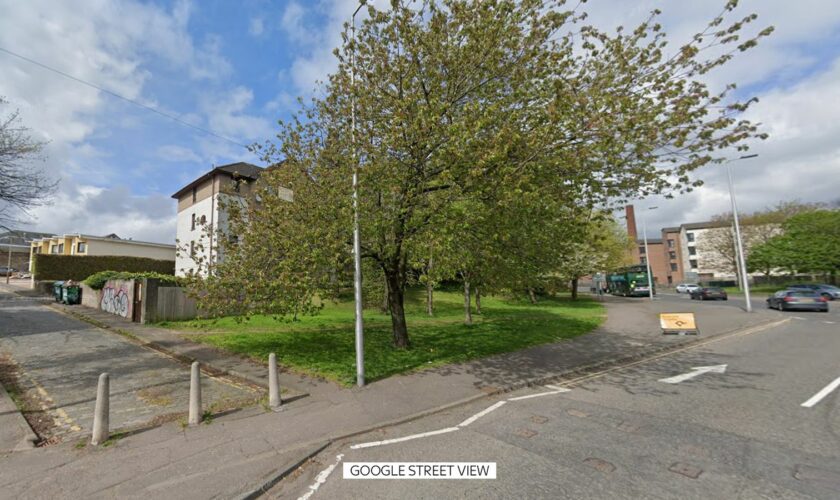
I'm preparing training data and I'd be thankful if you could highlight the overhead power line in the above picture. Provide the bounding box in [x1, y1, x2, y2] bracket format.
[0, 46, 249, 149]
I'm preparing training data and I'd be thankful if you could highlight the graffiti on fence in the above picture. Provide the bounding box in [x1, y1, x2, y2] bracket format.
[101, 283, 131, 318]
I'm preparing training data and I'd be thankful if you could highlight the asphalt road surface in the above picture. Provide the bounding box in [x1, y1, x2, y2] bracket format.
[276, 297, 840, 499]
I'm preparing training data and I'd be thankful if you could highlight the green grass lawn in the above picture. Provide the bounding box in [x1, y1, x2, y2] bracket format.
[158, 289, 605, 386]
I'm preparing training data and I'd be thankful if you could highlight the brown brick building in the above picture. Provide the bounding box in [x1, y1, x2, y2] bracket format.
[625, 206, 686, 286]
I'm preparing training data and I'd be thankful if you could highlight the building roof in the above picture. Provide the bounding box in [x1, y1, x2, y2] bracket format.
[31, 234, 175, 249]
[681, 220, 729, 230]
[171, 162, 264, 199]
[661, 226, 681, 233]
[637, 238, 663, 245]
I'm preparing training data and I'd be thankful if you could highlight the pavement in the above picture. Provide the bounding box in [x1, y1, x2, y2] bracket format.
[0, 283, 796, 498]
[275, 300, 840, 499]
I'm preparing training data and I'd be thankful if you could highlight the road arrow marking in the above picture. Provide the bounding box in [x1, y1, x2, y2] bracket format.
[659, 365, 728, 384]
[802, 376, 840, 408]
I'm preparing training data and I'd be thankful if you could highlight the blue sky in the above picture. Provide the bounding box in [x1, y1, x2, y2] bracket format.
[1, 0, 840, 242]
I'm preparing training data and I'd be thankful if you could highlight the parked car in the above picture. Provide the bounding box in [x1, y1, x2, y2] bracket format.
[676, 283, 701, 294]
[0, 266, 16, 277]
[787, 284, 840, 301]
[766, 290, 829, 312]
[689, 287, 728, 301]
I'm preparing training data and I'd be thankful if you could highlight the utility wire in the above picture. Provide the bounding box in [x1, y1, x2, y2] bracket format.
[0, 46, 250, 149]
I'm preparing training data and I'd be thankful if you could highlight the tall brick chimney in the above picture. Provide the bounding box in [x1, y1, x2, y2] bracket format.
[625, 205, 638, 241]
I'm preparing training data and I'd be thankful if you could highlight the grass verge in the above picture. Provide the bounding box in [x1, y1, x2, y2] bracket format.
[159, 290, 605, 386]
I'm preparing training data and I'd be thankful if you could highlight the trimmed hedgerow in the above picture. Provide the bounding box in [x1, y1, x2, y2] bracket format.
[32, 254, 175, 281]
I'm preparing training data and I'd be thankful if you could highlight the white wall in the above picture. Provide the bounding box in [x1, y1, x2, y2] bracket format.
[175, 194, 216, 277]
[85, 240, 175, 260]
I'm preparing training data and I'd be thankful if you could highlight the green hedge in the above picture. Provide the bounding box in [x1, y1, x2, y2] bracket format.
[32, 254, 175, 281]
[83, 270, 183, 290]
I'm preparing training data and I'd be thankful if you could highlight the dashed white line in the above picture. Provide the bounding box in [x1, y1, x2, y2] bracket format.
[350, 427, 460, 450]
[298, 453, 344, 500]
[824, 321, 836, 324]
[544, 384, 571, 392]
[458, 401, 506, 427]
[801, 376, 840, 408]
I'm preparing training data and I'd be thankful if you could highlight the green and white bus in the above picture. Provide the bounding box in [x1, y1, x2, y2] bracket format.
[607, 265, 654, 297]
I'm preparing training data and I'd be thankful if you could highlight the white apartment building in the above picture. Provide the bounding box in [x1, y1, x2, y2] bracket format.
[171, 162, 263, 277]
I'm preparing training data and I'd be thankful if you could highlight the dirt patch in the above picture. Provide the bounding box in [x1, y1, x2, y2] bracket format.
[0, 352, 56, 444]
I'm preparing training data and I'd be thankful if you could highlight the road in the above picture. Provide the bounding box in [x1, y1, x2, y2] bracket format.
[275, 297, 840, 499]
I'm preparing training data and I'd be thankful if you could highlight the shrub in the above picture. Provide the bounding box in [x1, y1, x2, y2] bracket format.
[83, 270, 184, 290]
[32, 254, 175, 281]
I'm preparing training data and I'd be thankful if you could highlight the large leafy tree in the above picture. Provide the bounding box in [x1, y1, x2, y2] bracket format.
[195, 0, 770, 353]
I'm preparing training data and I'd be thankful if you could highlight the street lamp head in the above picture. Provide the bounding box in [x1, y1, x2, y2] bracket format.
[739, 154, 758, 160]
[648, 206, 659, 210]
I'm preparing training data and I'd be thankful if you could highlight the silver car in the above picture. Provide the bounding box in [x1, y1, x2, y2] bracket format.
[676, 283, 700, 294]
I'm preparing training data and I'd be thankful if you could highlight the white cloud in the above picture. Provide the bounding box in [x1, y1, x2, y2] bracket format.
[200, 86, 273, 142]
[249, 17, 265, 36]
[156, 145, 203, 163]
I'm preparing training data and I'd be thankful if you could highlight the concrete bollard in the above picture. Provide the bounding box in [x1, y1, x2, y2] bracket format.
[90, 373, 110, 445]
[268, 353, 281, 410]
[188, 361, 202, 426]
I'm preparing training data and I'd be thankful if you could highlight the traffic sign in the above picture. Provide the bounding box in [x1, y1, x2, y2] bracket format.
[659, 312, 698, 335]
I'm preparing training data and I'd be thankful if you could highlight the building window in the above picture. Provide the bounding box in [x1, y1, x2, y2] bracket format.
[640, 256, 647, 264]
[667, 239, 674, 248]
[57, 243, 64, 254]
[192, 187, 197, 203]
[200, 215, 207, 225]
[688, 247, 697, 256]
[669, 251, 676, 260]
[686, 232, 695, 242]
[639, 246, 646, 255]
[670, 263, 678, 271]
[689, 259, 698, 269]
[77, 242, 86, 253]
[191, 213, 196, 231]
[190, 240, 195, 257]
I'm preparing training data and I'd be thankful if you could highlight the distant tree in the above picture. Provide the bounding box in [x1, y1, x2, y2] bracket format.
[703, 201, 818, 280]
[747, 209, 840, 283]
[0, 98, 57, 228]
[560, 215, 634, 299]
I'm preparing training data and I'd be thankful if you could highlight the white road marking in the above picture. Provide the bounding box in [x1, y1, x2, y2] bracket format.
[507, 388, 571, 401]
[298, 453, 343, 500]
[350, 427, 460, 450]
[544, 384, 571, 392]
[801, 376, 840, 408]
[824, 321, 836, 324]
[792, 316, 806, 320]
[659, 365, 728, 384]
[458, 401, 506, 427]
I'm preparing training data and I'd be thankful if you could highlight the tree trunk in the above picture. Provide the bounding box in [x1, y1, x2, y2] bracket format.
[426, 280, 434, 316]
[463, 277, 472, 325]
[528, 287, 537, 304]
[385, 269, 410, 349]
[474, 286, 481, 315]
[381, 274, 390, 314]
[571, 278, 578, 299]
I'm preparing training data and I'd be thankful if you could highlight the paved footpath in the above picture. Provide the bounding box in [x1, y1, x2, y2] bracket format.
[0, 290, 258, 442]
[0, 286, 785, 498]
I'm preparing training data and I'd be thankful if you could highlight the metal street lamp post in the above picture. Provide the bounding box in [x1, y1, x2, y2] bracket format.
[641, 207, 658, 301]
[350, 0, 367, 387]
[727, 153, 758, 313]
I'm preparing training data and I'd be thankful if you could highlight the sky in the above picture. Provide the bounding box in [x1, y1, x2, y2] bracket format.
[0, 0, 839, 243]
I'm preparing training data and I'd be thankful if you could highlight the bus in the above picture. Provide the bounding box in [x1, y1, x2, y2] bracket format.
[606, 265, 654, 297]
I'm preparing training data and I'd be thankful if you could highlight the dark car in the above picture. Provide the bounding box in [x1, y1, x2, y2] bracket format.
[787, 284, 840, 301]
[690, 287, 728, 301]
[766, 290, 829, 312]
[0, 266, 16, 277]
